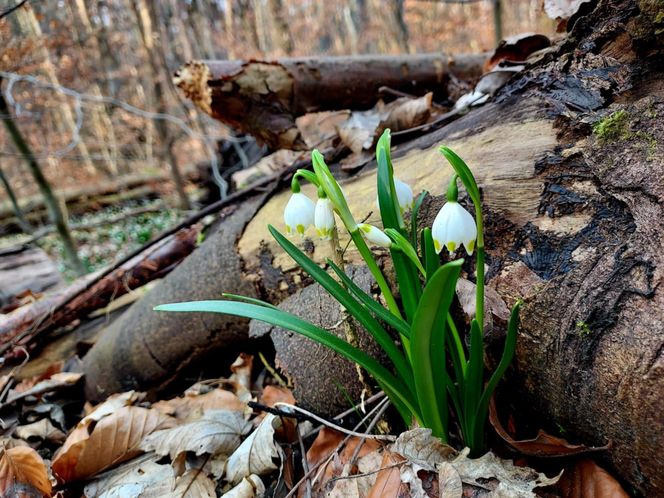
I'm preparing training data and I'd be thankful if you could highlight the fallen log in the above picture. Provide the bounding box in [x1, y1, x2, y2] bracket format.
[174, 53, 486, 149]
[82, 1, 663, 494]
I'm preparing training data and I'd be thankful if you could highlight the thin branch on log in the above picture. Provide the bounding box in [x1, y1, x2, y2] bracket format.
[174, 53, 486, 149]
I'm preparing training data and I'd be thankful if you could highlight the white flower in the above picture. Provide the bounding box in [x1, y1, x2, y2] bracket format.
[376, 178, 414, 214]
[284, 192, 315, 236]
[394, 178, 414, 213]
[315, 197, 335, 240]
[359, 224, 392, 248]
[431, 201, 477, 255]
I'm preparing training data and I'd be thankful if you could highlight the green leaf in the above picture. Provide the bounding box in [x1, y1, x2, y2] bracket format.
[464, 318, 484, 452]
[472, 301, 521, 452]
[411, 190, 427, 250]
[221, 293, 280, 310]
[376, 130, 402, 230]
[326, 259, 411, 339]
[410, 259, 463, 440]
[155, 300, 421, 423]
[421, 228, 440, 281]
[385, 228, 426, 276]
[269, 225, 414, 393]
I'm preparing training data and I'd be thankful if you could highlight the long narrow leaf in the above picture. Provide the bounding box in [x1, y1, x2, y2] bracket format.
[411, 190, 427, 250]
[438, 147, 480, 207]
[385, 228, 426, 276]
[410, 259, 463, 440]
[326, 259, 411, 339]
[269, 225, 415, 393]
[222, 293, 280, 310]
[472, 302, 521, 449]
[421, 228, 440, 280]
[154, 300, 421, 420]
[376, 130, 402, 230]
[464, 319, 484, 452]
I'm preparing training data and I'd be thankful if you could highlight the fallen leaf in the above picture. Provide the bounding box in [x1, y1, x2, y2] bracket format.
[486, 33, 551, 70]
[15, 418, 66, 444]
[450, 448, 560, 497]
[5, 373, 83, 405]
[438, 461, 463, 498]
[231, 150, 301, 189]
[225, 413, 282, 484]
[223, 474, 265, 498]
[52, 406, 174, 483]
[391, 428, 456, 469]
[489, 397, 610, 457]
[260, 385, 295, 408]
[456, 278, 510, 333]
[82, 390, 144, 421]
[556, 458, 629, 498]
[83, 454, 216, 498]
[140, 409, 252, 460]
[544, 0, 591, 20]
[400, 464, 428, 498]
[366, 451, 407, 498]
[152, 388, 247, 420]
[0, 446, 52, 497]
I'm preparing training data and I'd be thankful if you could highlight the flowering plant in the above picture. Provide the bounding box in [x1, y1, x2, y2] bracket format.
[156, 130, 520, 455]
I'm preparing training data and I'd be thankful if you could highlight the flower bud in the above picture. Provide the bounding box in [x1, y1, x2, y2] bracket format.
[284, 192, 315, 236]
[358, 223, 392, 248]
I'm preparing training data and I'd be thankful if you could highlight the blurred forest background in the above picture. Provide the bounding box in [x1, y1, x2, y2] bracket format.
[0, 0, 554, 279]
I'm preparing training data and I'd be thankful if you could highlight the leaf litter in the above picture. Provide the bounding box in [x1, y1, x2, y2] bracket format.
[0, 352, 629, 497]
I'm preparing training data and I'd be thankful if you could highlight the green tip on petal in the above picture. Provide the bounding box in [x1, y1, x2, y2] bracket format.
[446, 241, 456, 253]
[296, 224, 306, 235]
[434, 239, 442, 254]
[466, 239, 476, 255]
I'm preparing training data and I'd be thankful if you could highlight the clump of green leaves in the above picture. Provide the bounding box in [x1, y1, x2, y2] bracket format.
[593, 110, 630, 142]
[156, 130, 520, 456]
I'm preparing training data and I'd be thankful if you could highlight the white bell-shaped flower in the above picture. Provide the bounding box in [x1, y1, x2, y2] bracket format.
[375, 178, 414, 214]
[359, 224, 392, 248]
[284, 192, 315, 236]
[431, 201, 477, 255]
[394, 178, 414, 213]
[315, 197, 335, 240]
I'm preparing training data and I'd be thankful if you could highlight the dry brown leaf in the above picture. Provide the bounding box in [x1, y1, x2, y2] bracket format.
[489, 397, 610, 457]
[486, 33, 551, 70]
[83, 454, 216, 498]
[391, 428, 456, 469]
[366, 451, 407, 498]
[438, 461, 463, 498]
[230, 353, 254, 393]
[15, 418, 66, 444]
[557, 458, 628, 498]
[0, 446, 52, 497]
[456, 278, 511, 333]
[5, 373, 83, 405]
[81, 390, 144, 420]
[140, 409, 251, 460]
[260, 385, 296, 408]
[152, 388, 247, 421]
[223, 474, 266, 498]
[52, 405, 174, 483]
[225, 413, 282, 484]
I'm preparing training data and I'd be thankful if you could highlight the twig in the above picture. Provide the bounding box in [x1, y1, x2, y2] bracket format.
[346, 399, 392, 470]
[0, 0, 29, 21]
[274, 402, 395, 441]
[326, 461, 406, 485]
[297, 424, 313, 498]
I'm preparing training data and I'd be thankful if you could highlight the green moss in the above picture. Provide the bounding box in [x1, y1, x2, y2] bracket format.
[576, 320, 592, 337]
[593, 110, 631, 142]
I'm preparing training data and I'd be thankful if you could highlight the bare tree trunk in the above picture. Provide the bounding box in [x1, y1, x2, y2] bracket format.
[0, 165, 32, 234]
[131, 0, 192, 210]
[267, 0, 293, 56]
[14, 3, 97, 175]
[0, 85, 84, 275]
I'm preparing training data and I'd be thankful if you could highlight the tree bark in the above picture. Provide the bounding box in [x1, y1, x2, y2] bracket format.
[174, 53, 486, 149]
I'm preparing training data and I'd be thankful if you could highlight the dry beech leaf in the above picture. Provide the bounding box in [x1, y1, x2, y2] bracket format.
[140, 409, 252, 460]
[81, 391, 143, 421]
[391, 428, 457, 469]
[223, 474, 266, 498]
[260, 385, 295, 408]
[15, 418, 66, 444]
[438, 461, 463, 498]
[225, 413, 282, 484]
[400, 464, 428, 498]
[557, 458, 628, 498]
[486, 33, 551, 70]
[52, 406, 174, 483]
[367, 451, 407, 498]
[0, 446, 52, 497]
[6, 372, 83, 405]
[489, 398, 610, 457]
[83, 454, 216, 498]
[450, 448, 560, 497]
[153, 388, 247, 420]
[230, 353, 253, 392]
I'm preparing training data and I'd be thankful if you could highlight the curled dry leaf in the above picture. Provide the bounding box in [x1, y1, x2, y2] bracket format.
[486, 33, 551, 70]
[15, 418, 66, 444]
[81, 390, 144, 420]
[556, 458, 628, 498]
[140, 409, 252, 460]
[225, 413, 283, 484]
[52, 405, 175, 483]
[450, 448, 560, 497]
[456, 278, 510, 334]
[5, 372, 83, 405]
[438, 462, 463, 498]
[259, 385, 297, 442]
[83, 454, 216, 498]
[230, 353, 254, 399]
[223, 474, 266, 498]
[489, 397, 610, 457]
[152, 388, 248, 421]
[0, 446, 52, 497]
[391, 428, 456, 469]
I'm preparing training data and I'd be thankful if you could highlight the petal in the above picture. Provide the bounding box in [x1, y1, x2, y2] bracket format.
[394, 178, 414, 211]
[284, 193, 315, 235]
